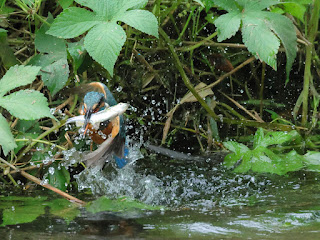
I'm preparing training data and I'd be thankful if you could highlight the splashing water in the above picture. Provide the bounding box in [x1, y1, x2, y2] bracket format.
[62, 135, 307, 208]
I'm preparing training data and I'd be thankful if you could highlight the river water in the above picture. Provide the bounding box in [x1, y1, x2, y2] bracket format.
[1, 148, 320, 239]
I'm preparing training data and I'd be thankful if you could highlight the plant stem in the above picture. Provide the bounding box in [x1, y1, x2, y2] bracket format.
[260, 62, 266, 116]
[15, 139, 67, 151]
[159, 27, 218, 120]
[180, 32, 218, 52]
[301, 0, 320, 126]
[16, 119, 66, 162]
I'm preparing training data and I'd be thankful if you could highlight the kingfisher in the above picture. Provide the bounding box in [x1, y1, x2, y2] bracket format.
[68, 82, 128, 169]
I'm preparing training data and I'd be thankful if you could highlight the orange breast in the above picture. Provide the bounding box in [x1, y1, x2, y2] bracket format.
[87, 116, 120, 145]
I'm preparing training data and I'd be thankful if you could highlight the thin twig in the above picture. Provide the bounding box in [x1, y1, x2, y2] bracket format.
[0, 157, 85, 205]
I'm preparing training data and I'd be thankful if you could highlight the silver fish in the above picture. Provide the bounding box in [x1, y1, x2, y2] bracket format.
[66, 102, 129, 128]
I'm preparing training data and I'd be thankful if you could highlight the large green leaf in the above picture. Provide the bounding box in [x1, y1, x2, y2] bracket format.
[0, 90, 53, 120]
[264, 12, 297, 82]
[242, 11, 280, 70]
[84, 22, 126, 75]
[116, 10, 159, 38]
[46, 7, 100, 39]
[0, 114, 16, 155]
[0, 65, 40, 96]
[48, 0, 158, 75]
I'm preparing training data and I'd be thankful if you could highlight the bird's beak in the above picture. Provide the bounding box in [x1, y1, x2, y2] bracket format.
[83, 108, 93, 135]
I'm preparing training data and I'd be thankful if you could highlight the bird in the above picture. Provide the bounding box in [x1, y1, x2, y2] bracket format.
[74, 82, 128, 169]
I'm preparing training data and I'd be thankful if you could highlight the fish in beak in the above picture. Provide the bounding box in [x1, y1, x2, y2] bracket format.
[66, 103, 129, 132]
[83, 108, 93, 135]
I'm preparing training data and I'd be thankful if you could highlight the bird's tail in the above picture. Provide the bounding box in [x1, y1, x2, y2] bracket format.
[114, 147, 129, 168]
[84, 135, 128, 169]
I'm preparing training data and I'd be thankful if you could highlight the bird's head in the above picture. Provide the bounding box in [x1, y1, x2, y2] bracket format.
[83, 91, 106, 134]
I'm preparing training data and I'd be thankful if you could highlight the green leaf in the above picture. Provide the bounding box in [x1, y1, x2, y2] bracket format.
[259, 130, 293, 147]
[0, 114, 16, 155]
[0, 196, 78, 226]
[304, 151, 320, 172]
[28, 52, 63, 68]
[46, 163, 70, 191]
[127, 0, 148, 10]
[213, 0, 296, 78]
[15, 119, 41, 134]
[194, 0, 204, 7]
[281, 150, 304, 173]
[0, 29, 19, 68]
[261, 147, 286, 175]
[116, 10, 159, 38]
[250, 148, 277, 174]
[35, 18, 66, 56]
[203, 0, 215, 11]
[223, 141, 250, 153]
[234, 151, 252, 173]
[0, 90, 53, 120]
[253, 128, 264, 148]
[86, 196, 163, 213]
[223, 141, 250, 168]
[84, 22, 126, 75]
[58, 0, 74, 9]
[212, 0, 239, 12]
[264, 12, 297, 83]
[40, 58, 70, 96]
[242, 11, 280, 70]
[33, 15, 70, 95]
[0, 199, 45, 226]
[44, 199, 79, 221]
[47, 7, 100, 39]
[215, 11, 241, 42]
[282, 3, 306, 22]
[75, 0, 118, 19]
[47, 0, 157, 75]
[236, 0, 279, 11]
[67, 40, 86, 72]
[0, 65, 41, 96]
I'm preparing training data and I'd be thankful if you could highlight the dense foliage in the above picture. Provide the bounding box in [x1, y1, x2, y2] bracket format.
[0, 0, 319, 193]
